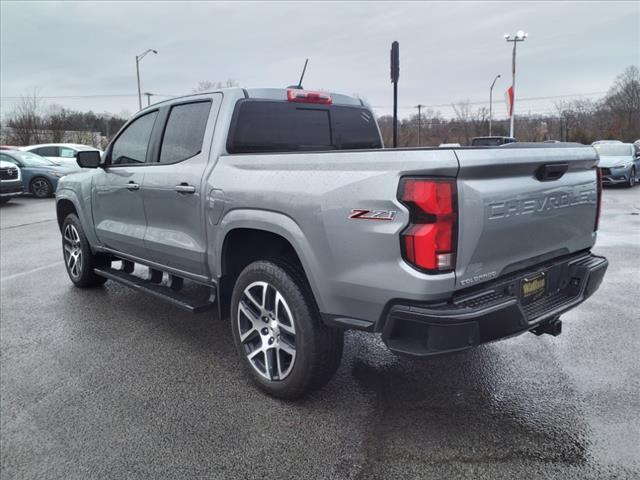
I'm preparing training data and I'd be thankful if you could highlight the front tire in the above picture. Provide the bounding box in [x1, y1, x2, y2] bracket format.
[62, 214, 109, 288]
[230, 259, 343, 399]
[626, 167, 636, 188]
[30, 177, 52, 198]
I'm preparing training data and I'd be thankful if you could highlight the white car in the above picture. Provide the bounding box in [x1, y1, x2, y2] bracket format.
[20, 143, 102, 168]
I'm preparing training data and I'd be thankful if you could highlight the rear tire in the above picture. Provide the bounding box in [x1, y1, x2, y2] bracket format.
[62, 214, 109, 288]
[230, 259, 343, 399]
[30, 177, 52, 198]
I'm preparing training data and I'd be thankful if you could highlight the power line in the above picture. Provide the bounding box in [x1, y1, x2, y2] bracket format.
[371, 91, 606, 109]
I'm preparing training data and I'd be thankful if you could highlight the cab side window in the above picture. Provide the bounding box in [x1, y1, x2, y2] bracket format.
[110, 111, 158, 165]
[159, 101, 211, 164]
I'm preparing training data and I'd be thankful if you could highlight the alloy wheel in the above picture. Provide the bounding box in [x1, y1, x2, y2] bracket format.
[63, 224, 82, 279]
[237, 281, 297, 381]
[32, 178, 50, 197]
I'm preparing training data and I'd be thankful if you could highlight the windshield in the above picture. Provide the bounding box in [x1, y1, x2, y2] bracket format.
[594, 144, 633, 156]
[11, 151, 57, 167]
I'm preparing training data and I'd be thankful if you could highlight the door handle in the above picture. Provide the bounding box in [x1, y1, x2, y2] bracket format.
[126, 181, 140, 191]
[175, 184, 196, 194]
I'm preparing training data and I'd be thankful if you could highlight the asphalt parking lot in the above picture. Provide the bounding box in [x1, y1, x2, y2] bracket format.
[1, 188, 638, 480]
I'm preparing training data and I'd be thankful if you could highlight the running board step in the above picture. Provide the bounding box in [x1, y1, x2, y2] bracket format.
[94, 267, 216, 313]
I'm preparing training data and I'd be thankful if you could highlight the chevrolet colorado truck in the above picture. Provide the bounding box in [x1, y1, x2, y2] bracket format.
[56, 87, 608, 398]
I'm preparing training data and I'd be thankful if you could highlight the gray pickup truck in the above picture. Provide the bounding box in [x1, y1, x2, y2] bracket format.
[56, 87, 608, 398]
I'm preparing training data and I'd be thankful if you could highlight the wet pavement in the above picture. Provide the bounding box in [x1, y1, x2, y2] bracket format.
[1, 187, 639, 479]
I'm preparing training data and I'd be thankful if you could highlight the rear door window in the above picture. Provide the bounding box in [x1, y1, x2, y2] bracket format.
[33, 146, 59, 157]
[159, 101, 212, 164]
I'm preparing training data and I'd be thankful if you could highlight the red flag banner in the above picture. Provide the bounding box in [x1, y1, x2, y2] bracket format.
[505, 86, 514, 118]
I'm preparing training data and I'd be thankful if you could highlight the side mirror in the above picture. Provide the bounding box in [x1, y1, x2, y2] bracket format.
[76, 150, 101, 168]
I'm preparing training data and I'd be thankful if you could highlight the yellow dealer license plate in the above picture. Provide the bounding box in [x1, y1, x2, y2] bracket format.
[521, 272, 547, 305]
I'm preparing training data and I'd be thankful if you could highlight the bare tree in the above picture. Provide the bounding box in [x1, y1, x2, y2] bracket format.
[601, 65, 640, 141]
[46, 104, 70, 143]
[452, 101, 476, 145]
[192, 79, 238, 93]
[6, 90, 44, 145]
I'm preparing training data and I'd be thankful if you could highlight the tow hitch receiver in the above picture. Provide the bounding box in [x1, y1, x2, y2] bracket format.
[530, 318, 562, 336]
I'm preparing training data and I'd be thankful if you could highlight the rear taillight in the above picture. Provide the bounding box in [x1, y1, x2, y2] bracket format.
[398, 178, 457, 272]
[595, 167, 602, 231]
[287, 89, 332, 104]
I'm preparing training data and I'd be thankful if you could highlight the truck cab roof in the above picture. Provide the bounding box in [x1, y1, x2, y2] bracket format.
[147, 87, 367, 111]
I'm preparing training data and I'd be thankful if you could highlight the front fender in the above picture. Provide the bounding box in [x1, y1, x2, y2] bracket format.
[213, 208, 328, 312]
[56, 187, 100, 248]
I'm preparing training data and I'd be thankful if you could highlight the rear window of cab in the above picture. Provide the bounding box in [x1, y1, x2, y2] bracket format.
[227, 100, 382, 154]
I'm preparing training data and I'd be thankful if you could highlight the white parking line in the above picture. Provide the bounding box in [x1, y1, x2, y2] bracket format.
[0, 218, 57, 230]
[1, 261, 63, 282]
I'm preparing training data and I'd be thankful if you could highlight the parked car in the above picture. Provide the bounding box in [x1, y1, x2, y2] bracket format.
[0, 145, 19, 150]
[594, 142, 639, 187]
[57, 87, 607, 398]
[0, 160, 24, 204]
[471, 136, 516, 146]
[439, 143, 461, 148]
[20, 143, 101, 168]
[0, 150, 77, 198]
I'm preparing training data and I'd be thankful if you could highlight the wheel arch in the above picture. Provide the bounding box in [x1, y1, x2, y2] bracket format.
[55, 189, 100, 248]
[56, 198, 78, 232]
[216, 209, 327, 316]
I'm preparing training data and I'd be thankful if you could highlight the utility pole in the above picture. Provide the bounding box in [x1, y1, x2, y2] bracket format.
[414, 104, 424, 146]
[489, 74, 500, 136]
[135, 49, 158, 110]
[504, 31, 527, 138]
[390, 41, 399, 148]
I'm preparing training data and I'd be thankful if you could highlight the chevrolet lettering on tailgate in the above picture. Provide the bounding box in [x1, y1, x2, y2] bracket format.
[488, 186, 597, 220]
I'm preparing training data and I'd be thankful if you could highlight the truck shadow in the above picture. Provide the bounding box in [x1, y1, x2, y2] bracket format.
[345, 332, 590, 478]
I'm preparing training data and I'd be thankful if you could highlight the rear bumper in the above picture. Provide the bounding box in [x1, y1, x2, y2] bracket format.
[381, 252, 607, 357]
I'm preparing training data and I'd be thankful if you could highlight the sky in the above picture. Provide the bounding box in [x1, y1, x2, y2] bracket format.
[1, 1, 638, 120]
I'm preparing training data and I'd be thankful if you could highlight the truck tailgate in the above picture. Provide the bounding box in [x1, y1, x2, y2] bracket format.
[454, 146, 599, 289]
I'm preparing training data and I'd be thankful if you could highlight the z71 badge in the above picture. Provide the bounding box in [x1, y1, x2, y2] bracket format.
[349, 209, 396, 221]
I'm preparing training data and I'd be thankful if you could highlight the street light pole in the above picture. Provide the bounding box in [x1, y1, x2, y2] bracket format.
[135, 49, 158, 110]
[504, 31, 527, 138]
[144, 92, 153, 106]
[414, 104, 424, 146]
[489, 74, 500, 136]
